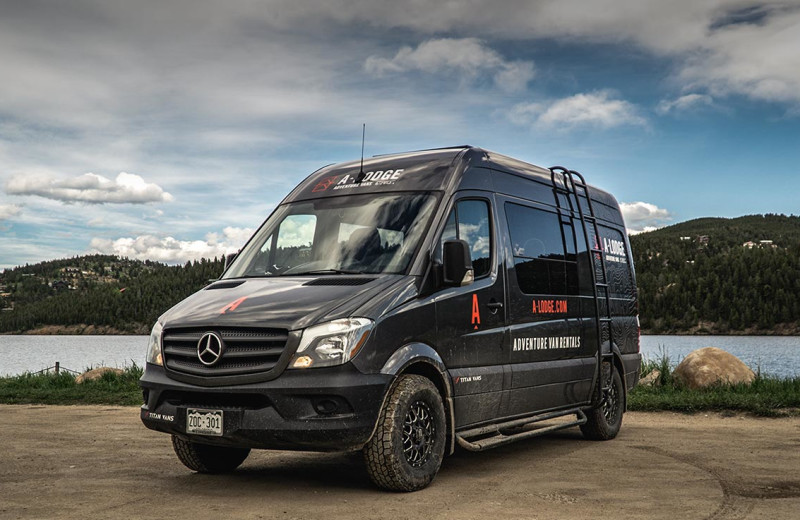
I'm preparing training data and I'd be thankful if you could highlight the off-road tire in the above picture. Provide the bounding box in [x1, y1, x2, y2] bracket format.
[363, 375, 446, 492]
[580, 365, 624, 441]
[171, 435, 250, 473]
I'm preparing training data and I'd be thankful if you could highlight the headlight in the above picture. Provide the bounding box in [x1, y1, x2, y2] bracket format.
[288, 318, 373, 369]
[146, 321, 164, 366]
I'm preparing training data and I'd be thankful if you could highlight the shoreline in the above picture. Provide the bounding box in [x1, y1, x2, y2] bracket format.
[1, 323, 149, 335]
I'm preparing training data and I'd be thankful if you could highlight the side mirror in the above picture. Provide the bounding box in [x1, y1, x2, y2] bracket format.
[224, 251, 239, 270]
[443, 239, 474, 287]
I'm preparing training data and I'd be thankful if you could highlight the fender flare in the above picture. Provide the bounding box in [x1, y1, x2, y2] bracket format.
[610, 343, 628, 408]
[379, 342, 457, 455]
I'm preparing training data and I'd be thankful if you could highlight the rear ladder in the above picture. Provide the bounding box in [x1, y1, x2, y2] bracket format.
[550, 166, 614, 403]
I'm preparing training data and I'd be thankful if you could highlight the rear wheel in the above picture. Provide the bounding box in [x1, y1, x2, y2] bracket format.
[172, 435, 250, 473]
[363, 375, 446, 492]
[580, 365, 624, 440]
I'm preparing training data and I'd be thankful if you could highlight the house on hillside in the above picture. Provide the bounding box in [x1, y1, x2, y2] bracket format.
[743, 240, 777, 249]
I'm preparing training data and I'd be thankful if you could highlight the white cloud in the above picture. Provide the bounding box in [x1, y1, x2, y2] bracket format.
[88, 227, 254, 264]
[0, 203, 21, 220]
[6, 172, 173, 204]
[656, 93, 714, 115]
[620, 202, 672, 234]
[278, 1, 800, 109]
[508, 91, 646, 129]
[365, 38, 534, 93]
[679, 7, 800, 106]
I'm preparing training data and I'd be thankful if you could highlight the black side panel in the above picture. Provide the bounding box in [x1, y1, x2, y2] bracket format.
[449, 365, 506, 428]
[506, 357, 595, 416]
[498, 194, 598, 418]
[597, 224, 639, 356]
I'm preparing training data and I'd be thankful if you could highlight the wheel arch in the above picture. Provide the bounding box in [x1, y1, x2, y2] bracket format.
[379, 342, 456, 455]
[610, 344, 628, 410]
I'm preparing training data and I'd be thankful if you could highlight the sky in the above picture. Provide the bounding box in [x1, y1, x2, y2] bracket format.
[1, 0, 799, 270]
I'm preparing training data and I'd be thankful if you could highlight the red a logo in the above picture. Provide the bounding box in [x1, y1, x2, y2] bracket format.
[471, 293, 481, 330]
[312, 176, 339, 192]
[220, 296, 247, 314]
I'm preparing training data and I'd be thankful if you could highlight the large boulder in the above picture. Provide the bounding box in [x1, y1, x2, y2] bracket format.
[673, 347, 755, 389]
[76, 367, 124, 384]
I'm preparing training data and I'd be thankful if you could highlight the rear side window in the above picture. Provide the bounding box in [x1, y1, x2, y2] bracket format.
[599, 225, 634, 299]
[505, 203, 578, 295]
[441, 199, 492, 278]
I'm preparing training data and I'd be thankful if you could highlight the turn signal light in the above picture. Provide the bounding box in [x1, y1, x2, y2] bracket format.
[292, 355, 314, 369]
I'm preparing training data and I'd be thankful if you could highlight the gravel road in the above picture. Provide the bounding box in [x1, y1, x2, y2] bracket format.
[2, 405, 799, 520]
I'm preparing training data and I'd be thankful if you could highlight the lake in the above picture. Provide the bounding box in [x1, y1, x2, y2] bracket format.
[641, 335, 800, 379]
[0, 334, 798, 379]
[0, 335, 148, 377]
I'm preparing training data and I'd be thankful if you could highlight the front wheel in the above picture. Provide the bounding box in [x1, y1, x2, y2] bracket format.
[363, 375, 446, 492]
[580, 365, 624, 440]
[172, 435, 250, 473]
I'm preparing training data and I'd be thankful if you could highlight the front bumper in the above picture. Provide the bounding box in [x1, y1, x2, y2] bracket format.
[139, 363, 392, 451]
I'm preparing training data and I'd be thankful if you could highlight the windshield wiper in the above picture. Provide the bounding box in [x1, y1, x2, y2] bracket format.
[286, 269, 365, 276]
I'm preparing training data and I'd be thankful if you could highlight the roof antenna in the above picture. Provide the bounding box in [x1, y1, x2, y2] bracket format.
[356, 123, 366, 183]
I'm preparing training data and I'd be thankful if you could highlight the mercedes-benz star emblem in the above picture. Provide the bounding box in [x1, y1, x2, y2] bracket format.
[197, 332, 225, 366]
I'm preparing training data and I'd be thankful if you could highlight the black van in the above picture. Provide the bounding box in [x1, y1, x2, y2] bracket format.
[140, 146, 641, 491]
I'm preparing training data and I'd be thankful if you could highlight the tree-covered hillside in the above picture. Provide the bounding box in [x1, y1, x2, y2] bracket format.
[3, 214, 800, 335]
[0, 255, 223, 334]
[630, 214, 800, 334]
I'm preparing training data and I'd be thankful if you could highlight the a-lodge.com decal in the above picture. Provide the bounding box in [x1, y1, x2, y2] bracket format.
[513, 336, 581, 351]
[533, 299, 567, 314]
[311, 169, 405, 192]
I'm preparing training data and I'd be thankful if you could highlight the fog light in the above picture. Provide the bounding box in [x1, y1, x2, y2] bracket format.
[314, 399, 339, 415]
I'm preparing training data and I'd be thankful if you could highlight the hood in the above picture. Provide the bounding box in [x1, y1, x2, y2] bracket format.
[159, 275, 408, 331]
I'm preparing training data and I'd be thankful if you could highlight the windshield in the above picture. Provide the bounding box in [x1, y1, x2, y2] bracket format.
[224, 192, 438, 278]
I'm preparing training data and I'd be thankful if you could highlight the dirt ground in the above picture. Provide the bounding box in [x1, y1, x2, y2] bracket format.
[2, 406, 799, 520]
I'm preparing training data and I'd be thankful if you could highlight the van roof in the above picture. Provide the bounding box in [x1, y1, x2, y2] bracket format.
[282, 146, 620, 223]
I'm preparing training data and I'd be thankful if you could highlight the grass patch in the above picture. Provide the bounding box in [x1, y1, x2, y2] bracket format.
[2, 354, 798, 415]
[629, 349, 800, 416]
[0, 365, 143, 406]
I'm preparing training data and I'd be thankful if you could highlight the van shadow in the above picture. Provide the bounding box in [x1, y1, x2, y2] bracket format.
[163, 429, 589, 494]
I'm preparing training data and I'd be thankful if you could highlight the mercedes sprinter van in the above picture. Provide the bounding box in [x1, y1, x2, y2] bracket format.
[140, 146, 641, 491]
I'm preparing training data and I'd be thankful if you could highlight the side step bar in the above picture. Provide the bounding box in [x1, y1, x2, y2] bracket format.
[455, 408, 588, 452]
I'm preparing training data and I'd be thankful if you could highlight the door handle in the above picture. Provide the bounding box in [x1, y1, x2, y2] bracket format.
[486, 300, 503, 311]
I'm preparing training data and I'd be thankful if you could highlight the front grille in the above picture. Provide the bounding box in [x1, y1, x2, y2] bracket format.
[162, 327, 289, 378]
[160, 390, 270, 410]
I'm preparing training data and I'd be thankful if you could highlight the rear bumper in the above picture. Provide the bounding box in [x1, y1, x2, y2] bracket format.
[139, 363, 392, 451]
[620, 352, 642, 391]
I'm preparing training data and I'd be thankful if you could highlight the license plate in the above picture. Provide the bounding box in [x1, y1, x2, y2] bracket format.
[186, 408, 223, 436]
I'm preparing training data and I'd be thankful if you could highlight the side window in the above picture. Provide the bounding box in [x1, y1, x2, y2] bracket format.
[599, 225, 634, 299]
[506, 204, 564, 260]
[442, 199, 492, 278]
[505, 203, 578, 295]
